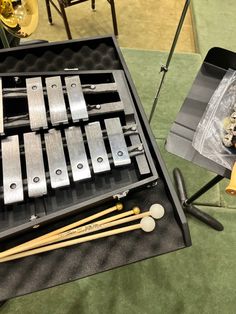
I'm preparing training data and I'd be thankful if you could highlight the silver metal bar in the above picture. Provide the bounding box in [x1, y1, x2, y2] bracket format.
[65, 76, 88, 122]
[4, 100, 124, 130]
[46, 76, 68, 125]
[24, 132, 47, 198]
[113, 71, 134, 121]
[105, 118, 131, 166]
[129, 133, 150, 175]
[1, 135, 23, 204]
[88, 101, 124, 116]
[85, 122, 110, 173]
[26, 77, 48, 130]
[0, 78, 3, 135]
[65, 126, 91, 181]
[83, 83, 117, 93]
[44, 129, 69, 188]
[3, 83, 117, 98]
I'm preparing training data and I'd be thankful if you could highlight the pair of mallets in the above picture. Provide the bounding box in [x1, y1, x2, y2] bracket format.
[0, 203, 165, 263]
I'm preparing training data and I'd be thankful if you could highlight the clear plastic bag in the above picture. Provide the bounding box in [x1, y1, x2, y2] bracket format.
[192, 69, 236, 170]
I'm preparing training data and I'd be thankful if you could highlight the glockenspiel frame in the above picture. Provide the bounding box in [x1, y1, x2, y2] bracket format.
[0, 70, 159, 239]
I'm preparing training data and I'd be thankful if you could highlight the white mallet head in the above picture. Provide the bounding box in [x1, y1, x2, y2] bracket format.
[140, 217, 156, 232]
[149, 204, 165, 219]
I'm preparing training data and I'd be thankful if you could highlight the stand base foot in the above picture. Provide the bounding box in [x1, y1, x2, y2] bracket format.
[173, 168, 224, 231]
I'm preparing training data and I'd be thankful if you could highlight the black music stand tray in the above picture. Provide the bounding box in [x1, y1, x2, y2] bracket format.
[166, 47, 236, 231]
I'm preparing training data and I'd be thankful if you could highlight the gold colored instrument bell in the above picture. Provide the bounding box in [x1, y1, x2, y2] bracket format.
[0, 0, 38, 38]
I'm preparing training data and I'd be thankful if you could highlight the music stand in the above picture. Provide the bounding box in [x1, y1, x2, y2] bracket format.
[166, 47, 236, 231]
[148, 0, 231, 231]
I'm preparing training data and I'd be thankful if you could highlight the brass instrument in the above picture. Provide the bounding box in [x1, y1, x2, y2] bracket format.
[0, 0, 38, 38]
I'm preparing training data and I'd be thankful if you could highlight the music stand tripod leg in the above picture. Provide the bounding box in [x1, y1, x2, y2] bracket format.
[0, 300, 6, 308]
[173, 168, 224, 231]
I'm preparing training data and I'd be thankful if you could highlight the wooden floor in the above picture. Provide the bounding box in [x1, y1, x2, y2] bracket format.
[31, 0, 196, 53]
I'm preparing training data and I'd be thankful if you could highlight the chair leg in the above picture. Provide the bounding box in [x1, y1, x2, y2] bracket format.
[45, 0, 53, 24]
[58, 1, 72, 39]
[91, 0, 96, 10]
[107, 0, 118, 36]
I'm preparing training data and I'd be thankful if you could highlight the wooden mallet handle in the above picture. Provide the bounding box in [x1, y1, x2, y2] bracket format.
[226, 162, 236, 195]
[0, 217, 156, 263]
[0, 203, 123, 259]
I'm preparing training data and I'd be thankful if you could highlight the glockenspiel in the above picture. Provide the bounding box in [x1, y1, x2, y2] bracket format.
[0, 70, 158, 239]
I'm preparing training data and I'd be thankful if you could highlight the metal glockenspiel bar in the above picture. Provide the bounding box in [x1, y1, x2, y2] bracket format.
[105, 117, 131, 166]
[44, 129, 70, 188]
[46, 76, 68, 126]
[26, 77, 48, 131]
[65, 126, 91, 181]
[65, 76, 88, 122]
[113, 72, 150, 175]
[1, 135, 24, 204]
[129, 132, 150, 175]
[113, 71, 134, 121]
[85, 122, 111, 174]
[23, 132, 47, 198]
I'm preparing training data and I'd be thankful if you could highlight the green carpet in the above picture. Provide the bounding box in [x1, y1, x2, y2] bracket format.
[1, 49, 236, 313]
[192, 0, 236, 57]
[157, 139, 220, 207]
[121, 49, 202, 140]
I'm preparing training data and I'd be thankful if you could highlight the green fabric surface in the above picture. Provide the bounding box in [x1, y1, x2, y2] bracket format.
[122, 49, 202, 139]
[192, 0, 236, 57]
[1, 206, 235, 314]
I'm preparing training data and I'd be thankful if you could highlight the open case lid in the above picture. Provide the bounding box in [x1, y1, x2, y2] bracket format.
[166, 47, 236, 178]
[0, 36, 191, 301]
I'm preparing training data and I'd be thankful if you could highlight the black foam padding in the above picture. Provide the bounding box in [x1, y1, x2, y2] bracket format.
[0, 39, 121, 73]
[0, 180, 185, 301]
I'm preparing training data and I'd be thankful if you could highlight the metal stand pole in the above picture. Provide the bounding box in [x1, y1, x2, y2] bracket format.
[149, 0, 191, 123]
[0, 25, 10, 48]
[147, 0, 224, 231]
[185, 175, 224, 205]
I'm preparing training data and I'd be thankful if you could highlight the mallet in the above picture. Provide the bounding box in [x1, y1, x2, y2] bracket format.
[0, 204, 165, 257]
[0, 206, 140, 258]
[40, 203, 165, 245]
[0, 217, 156, 263]
[0, 203, 123, 259]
